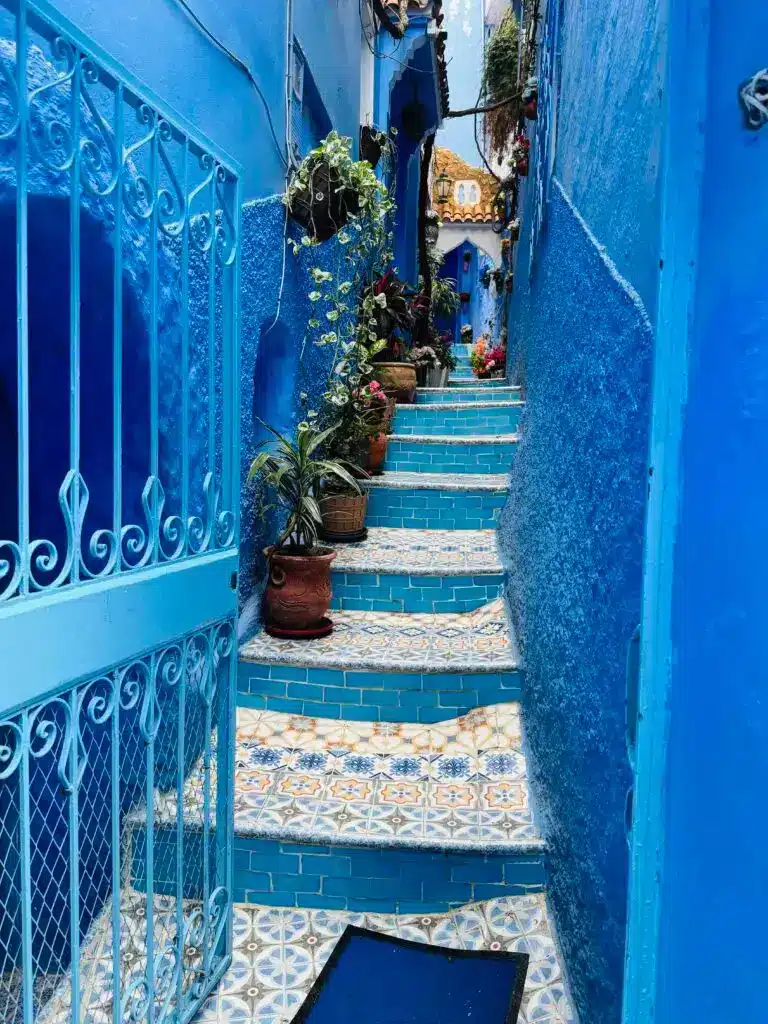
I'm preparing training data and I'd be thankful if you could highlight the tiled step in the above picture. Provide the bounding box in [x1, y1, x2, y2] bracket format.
[48, 889, 575, 1024]
[385, 434, 518, 475]
[134, 705, 544, 917]
[330, 528, 504, 613]
[364, 471, 509, 530]
[416, 385, 522, 404]
[448, 376, 510, 387]
[238, 600, 521, 723]
[393, 401, 523, 436]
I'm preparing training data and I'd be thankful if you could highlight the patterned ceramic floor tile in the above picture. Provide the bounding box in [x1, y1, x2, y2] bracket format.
[331, 527, 502, 574]
[239, 600, 519, 672]
[161, 705, 539, 850]
[38, 891, 575, 1024]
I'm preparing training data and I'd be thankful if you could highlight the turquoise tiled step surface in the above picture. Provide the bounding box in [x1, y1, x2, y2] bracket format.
[416, 385, 522, 404]
[385, 435, 518, 475]
[329, 527, 504, 613]
[364, 471, 509, 530]
[393, 401, 523, 436]
[43, 890, 575, 1024]
[238, 600, 521, 723]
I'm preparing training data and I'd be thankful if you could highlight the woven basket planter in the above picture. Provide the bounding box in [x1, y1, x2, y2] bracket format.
[320, 491, 369, 542]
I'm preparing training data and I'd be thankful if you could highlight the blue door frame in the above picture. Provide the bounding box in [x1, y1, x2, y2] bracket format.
[0, 2, 241, 1021]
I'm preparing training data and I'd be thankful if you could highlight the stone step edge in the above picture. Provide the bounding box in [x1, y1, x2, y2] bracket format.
[395, 400, 524, 411]
[331, 560, 504, 578]
[388, 433, 520, 445]
[362, 473, 509, 492]
[416, 385, 520, 393]
[237, 650, 520, 674]
[134, 807, 546, 859]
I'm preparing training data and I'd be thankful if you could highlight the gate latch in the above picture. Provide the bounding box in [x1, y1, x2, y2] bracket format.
[740, 68, 768, 130]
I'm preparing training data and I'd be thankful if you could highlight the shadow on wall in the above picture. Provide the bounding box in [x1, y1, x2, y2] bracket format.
[499, 185, 653, 1024]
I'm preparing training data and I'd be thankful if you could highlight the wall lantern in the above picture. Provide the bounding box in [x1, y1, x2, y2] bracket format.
[462, 250, 472, 272]
[425, 210, 440, 246]
[436, 169, 452, 206]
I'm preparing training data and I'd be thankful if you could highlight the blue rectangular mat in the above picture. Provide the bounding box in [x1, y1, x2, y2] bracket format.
[293, 926, 529, 1024]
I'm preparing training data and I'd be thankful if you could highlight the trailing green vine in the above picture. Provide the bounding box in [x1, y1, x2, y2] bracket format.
[482, 10, 521, 162]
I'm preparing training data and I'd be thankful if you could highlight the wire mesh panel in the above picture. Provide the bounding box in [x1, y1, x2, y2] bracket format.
[0, 0, 241, 604]
[0, 619, 236, 1024]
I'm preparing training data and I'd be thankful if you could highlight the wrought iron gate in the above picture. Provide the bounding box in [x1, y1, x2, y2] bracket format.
[0, 1, 241, 1021]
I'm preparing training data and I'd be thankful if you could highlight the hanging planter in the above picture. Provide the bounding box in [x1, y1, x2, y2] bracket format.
[459, 291, 471, 303]
[522, 78, 539, 120]
[509, 219, 521, 242]
[285, 132, 385, 243]
[501, 238, 511, 259]
[505, 273, 514, 294]
[360, 125, 387, 169]
[491, 268, 504, 289]
[480, 268, 492, 289]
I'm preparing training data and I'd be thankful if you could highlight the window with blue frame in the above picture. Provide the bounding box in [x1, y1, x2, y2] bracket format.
[291, 40, 332, 161]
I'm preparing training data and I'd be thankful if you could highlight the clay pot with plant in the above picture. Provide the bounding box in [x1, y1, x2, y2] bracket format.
[249, 422, 361, 638]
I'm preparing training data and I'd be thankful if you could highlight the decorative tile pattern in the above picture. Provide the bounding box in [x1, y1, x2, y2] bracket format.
[40, 891, 576, 1024]
[198, 896, 576, 1024]
[393, 402, 523, 436]
[332, 528, 502, 575]
[385, 437, 518, 475]
[238, 601, 519, 673]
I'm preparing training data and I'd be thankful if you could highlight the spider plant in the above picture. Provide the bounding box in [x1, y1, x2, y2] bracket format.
[248, 421, 361, 553]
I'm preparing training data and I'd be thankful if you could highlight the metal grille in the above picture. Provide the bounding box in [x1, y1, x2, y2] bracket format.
[0, 0, 241, 604]
[0, 619, 236, 1024]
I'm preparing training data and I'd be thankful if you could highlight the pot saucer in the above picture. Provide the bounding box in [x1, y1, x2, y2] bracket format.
[318, 527, 369, 544]
[265, 617, 334, 640]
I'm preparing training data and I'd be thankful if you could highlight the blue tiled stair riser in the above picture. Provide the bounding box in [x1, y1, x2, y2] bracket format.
[393, 404, 523, 436]
[237, 663, 522, 723]
[330, 571, 504, 614]
[447, 377, 510, 387]
[385, 440, 517, 475]
[232, 838, 546, 914]
[365, 487, 507, 530]
[416, 387, 521, 405]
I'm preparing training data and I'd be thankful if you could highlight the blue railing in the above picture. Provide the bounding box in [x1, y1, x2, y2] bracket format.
[0, 0, 241, 605]
[0, 619, 236, 1024]
[0, 2, 242, 1021]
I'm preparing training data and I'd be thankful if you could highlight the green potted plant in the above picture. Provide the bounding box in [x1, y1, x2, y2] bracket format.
[249, 422, 360, 638]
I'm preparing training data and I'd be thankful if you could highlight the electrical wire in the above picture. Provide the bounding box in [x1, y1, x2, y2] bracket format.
[171, 0, 289, 170]
[358, 0, 434, 74]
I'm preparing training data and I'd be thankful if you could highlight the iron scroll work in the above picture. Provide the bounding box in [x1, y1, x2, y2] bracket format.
[0, 0, 242, 604]
[740, 68, 768, 130]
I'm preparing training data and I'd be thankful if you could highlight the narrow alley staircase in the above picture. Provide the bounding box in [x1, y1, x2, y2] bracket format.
[43, 371, 576, 1024]
[227, 370, 576, 1024]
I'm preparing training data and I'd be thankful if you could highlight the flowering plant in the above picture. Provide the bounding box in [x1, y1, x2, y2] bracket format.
[409, 346, 440, 369]
[460, 324, 473, 342]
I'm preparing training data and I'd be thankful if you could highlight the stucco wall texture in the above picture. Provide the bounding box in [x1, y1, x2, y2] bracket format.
[499, 185, 653, 1024]
[238, 197, 353, 639]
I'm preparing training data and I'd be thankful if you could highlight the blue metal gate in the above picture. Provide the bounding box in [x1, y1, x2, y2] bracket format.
[0, 1, 241, 1021]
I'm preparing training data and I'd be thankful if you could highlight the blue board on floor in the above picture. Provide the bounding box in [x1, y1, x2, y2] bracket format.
[293, 926, 529, 1024]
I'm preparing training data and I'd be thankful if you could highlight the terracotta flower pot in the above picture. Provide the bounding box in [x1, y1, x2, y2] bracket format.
[263, 547, 336, 632]
[375, 362, 417, 404]
[367, 434, 388, 475]
[320, 490, 369, 540]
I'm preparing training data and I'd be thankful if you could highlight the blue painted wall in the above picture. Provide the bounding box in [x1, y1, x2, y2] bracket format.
[651, 0, 768, 1018]
[496, 0, 663, 1019]
[49, 0, 364, 200]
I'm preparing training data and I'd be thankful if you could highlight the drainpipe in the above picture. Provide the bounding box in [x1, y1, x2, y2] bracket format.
[284, 0, 296, 179]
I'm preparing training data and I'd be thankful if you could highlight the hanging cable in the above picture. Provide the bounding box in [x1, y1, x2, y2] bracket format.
[171, 0, 289, 170]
